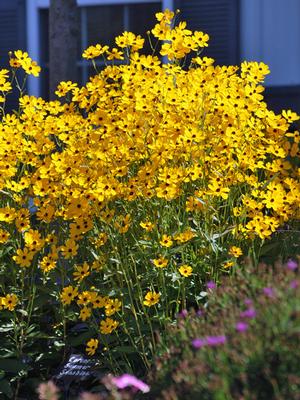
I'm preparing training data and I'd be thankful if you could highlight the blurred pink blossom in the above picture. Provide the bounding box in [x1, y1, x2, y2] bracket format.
[37, 381, 59, 400]
[112, 374, 150, 393]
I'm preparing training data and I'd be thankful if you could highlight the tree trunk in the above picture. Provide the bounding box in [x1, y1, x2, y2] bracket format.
[49, 0, 79, 100]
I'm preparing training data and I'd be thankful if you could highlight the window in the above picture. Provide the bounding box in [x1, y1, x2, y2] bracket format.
[27, 0, 168, 99]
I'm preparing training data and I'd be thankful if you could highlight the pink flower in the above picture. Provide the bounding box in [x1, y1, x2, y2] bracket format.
[244, 298, 253, 306]
[235, 321, 248, 332]
[287, 260, 298, 271]
[192, 335, 226, 348]
[240, 307, 256, 319]
[290, 280, 299, 289]
[207, 281, 216, 290]
[206, 335, 226, 346]
[192, 338, 207, 348]
[37, 381, 59, 400]
[263, 287, 275, 297]
[177, 309, 188, 318]
[111, 374, 150, 393]
[80, 393, 102, 400]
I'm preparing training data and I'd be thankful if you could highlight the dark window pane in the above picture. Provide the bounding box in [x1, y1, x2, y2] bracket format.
[38, 3, 162, 96]
[129, 2, 161, 54]
[39, 9, 49, 63]
[129, 3, 160, 34]
[39, 67, 49, 101]
[86, 5, 123, 48]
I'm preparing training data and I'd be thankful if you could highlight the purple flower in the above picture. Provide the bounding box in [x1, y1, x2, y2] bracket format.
[206, 335, 227, 346]
[111, 374, 150, 393]
[287, 260, 298, 271]
[192, 338, 207, 348]
[263, 287, 274, 298]
[196, 309, 203, 317]
[207, 281, 216, 290]
[235, 321, 248, 332]
[240, 307, 256, 319]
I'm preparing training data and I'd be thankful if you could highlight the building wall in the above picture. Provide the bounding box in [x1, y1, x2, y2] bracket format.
[241, 0, 300, 87]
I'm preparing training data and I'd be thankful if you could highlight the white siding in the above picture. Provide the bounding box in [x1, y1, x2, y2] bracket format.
[240, 0, 300, 86]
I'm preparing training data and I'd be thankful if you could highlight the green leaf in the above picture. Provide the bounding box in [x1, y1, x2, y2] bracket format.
[259, 242, 279, 256]
[17, 309, 28, 317]
[0, 370, 5, 379]
[0, 324, 14, 333]
[114, 346, 137, 354]
[69, 330, 92, 346]
[0, 359, 28, 373]
[0, 379, 13, 398]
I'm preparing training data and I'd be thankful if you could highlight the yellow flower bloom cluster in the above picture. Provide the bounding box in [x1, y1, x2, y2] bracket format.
[10, 50, 41, 76]
[0, 9, 299, 360]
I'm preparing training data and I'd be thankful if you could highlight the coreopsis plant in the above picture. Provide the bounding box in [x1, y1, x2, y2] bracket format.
[0, 8, 299, 397]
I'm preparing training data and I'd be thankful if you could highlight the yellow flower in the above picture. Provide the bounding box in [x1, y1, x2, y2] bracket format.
[105, 299, 122, 316]
[0, 207, 16, 223]
[155, 9, 174, 24]
[82, 44, 108, 59]
[223, 261, 235, 269]
[13, 247, 34, 268]
[0, 297, 5, 310]
[73, 262, 90, 282]
[40, 256, 56, 273]
[15, 208, 31, 232]
[107, 48, 124, 60]
[55, 81, 78, 97]
[86, 338, 99, 356]
[79, 306, 92, 321]
[9, 58, 21, 68]
[282, 109, 299, 123]
[24, 229, 45, 252]
[193, 31, 209, 47]
[114, 214, 131, 234]
[229, 246, 243, 258]
[3, 294, 18, 311]
[91, 294, 108, 309]
[77, 291, 92, 307]
[100, 318, 119, 334]
[143, 291, 160, 307]
[140, 221, 155, 232]
[60, 286, 78, 306]
[174, 229, 196, 244]
[92, 232, 108, 248]
[22, 59, 41, 77]
[152, 256, 168, 268]
[178, 265, 193, 277]
[185, 196, 203, 212]
[159, 234, 173, 248]
[91, 258, 105, 271]
[60, 239, 79, 259]
[0, 229, 10, 243]
[14, 50, 30, 63]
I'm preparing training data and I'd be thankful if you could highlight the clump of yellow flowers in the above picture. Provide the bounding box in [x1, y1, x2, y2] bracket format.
[0, 9, 299, 371]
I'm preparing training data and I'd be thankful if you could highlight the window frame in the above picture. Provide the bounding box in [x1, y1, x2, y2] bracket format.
[26, 0, 174, 96]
